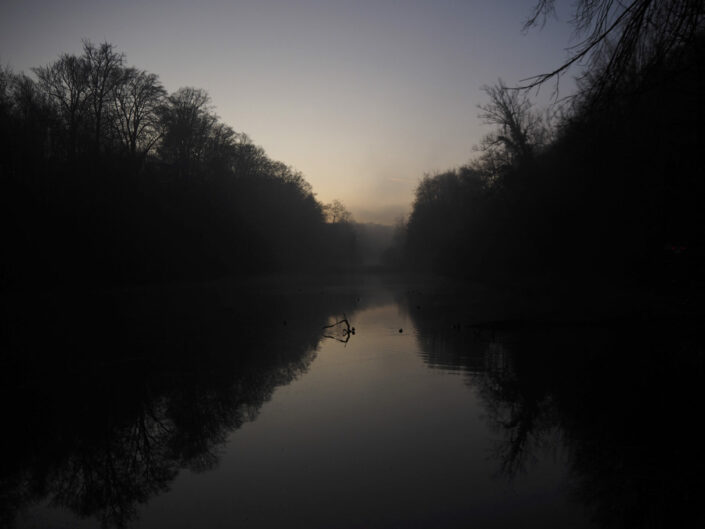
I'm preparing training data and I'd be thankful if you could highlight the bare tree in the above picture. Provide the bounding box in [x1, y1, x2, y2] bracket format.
[33, 54, 89, 159]
[522, 0, 705, 101]
[322, 199, 353, 224]
[476, 80, 548, 176]
[231, 134, 269, 179]
[158, 87, 217, 181]
[204, 122, 236, 171]
[83, 40, 124, 152]
[0, 66, 11, 112]
[112, 68, 166, 160]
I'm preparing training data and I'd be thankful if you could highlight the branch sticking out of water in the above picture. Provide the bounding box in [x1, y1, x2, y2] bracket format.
[323, 314, 355, 344]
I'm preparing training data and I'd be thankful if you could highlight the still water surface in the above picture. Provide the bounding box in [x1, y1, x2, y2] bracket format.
[4, 277, 702, 528]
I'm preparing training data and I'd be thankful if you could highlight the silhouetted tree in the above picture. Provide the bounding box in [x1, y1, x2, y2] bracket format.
[203, 122, 237, 178]
[33, 53, 89, 160]
[322, 199, 353, 224]
[83, 40, 124, 153]
[404, 167, 490, 274]
[111, 67, 166, 161]
[523, 0, 705, 103]
[158, 87, 215, 182]
[476, 80, 547, 176]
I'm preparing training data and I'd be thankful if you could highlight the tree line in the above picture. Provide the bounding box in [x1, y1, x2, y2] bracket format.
[393, 1, 704, 288]
[0, 41, 356, 288]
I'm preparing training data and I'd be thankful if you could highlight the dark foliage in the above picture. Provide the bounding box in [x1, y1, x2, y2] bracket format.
[0, 42, 355, 289]
[400, 31, 705, 288]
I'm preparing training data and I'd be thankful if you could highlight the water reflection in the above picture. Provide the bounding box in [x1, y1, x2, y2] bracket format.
[322, 315, 356, 344]
[0, 280, 360, 528]
[3, 279, 703, 528]
[402, 286, 705, 528]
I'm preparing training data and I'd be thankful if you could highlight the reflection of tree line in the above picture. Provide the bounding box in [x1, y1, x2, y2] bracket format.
[0, 284, 358, 528]
[404, 292, 704, 528]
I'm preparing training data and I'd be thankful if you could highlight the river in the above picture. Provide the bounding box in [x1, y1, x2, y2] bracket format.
[3, 275, 702, 528]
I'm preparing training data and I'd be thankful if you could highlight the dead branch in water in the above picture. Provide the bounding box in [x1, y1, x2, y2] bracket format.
[323, 314, 355, 344]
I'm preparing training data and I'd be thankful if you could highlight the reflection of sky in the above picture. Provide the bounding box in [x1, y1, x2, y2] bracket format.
[135, 301, 582, 528]
[1, 0, 577, 224]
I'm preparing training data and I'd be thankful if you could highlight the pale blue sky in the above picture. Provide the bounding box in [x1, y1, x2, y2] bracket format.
[1, 0, 578, 223]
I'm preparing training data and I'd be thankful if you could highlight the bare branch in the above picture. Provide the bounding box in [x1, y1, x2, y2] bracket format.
[519, 0, 705, 103]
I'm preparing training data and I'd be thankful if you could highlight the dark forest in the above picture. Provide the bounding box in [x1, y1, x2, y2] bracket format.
[394, 6, 704, 292]
[0, 41, 358, 288]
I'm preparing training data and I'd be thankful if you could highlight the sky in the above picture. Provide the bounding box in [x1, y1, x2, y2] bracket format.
[1, 0, 578, 224]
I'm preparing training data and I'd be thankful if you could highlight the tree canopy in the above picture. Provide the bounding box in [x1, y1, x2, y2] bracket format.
[396, 9, 704, 286]
[0, 41, 357, 288]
